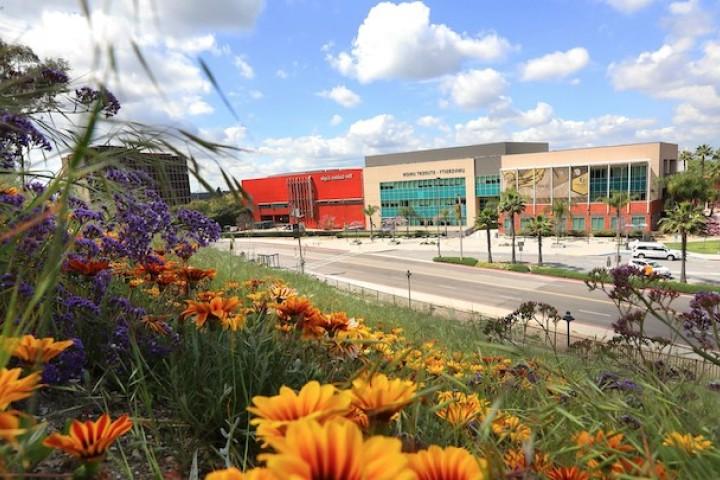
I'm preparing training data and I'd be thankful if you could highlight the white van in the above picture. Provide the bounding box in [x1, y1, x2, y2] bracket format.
[632, 244, 681, 261]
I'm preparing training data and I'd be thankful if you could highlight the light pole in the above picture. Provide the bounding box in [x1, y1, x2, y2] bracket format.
[292, 208, 305, 274]
[406, 270, 412, 309]
[455, 197, 463, 259]
[562, 311, 575, 349]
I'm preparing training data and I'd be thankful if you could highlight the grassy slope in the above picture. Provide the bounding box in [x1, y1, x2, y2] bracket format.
[667, 240, 720, 255]
[188, 248, 720, 477]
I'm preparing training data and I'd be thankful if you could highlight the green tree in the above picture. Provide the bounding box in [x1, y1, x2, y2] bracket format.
[363, 205, 379, 241]
[525, 215, 553, 265]
[696, 144, 713, 178]
[475, 204, 498, 263]
[550, 199, 571, 244]
[664, 171, 711, 206]
[606, 191, 629, 266]
[398, 206, 415, 236]
[498, 190, 526, 264]
[659, 202, 707, 283]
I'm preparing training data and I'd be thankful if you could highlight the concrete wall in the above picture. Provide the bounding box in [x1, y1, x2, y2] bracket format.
[365, 142, 548, 167]
[363, 157, 477, 228]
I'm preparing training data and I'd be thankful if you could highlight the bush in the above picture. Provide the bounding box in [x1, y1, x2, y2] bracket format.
[475, 261, 531, 272]
[433, 256, 479, 266]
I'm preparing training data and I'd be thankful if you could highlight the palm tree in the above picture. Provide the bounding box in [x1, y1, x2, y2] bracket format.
[550, 199, 571, 244]
[606, 191, 629, 266]
[526, 215, 553, 265]
[659, 202, 707, 283]
[398, 206, 414, 236]
[696, 144, 713, 178]
[679, 150, 694, 172]
[438, 208, 450, 236]
[454, 200, 464, 259]
[475, 204, 498, 263]
[499, 190, 526, 264]
[363, 205, 378, 241]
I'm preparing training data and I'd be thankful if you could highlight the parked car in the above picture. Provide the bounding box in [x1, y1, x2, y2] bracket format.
[627, 259, 672, 279]
[631, 244, 681, 260]
[629, 240, 665, 250]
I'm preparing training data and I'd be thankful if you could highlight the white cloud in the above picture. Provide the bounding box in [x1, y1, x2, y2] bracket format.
[520, 47, 590, 81]
[510, 115, 655, 146]
[441, 68, 507, 109]
[275, 68, 288, 79]
[249, 90, 264, 100]
[186, 98, 214, 115]
[317, 85, 361, 108]
[416, 115, 441, 127]
[664, 0, 713, 40]
[603, 0, 654, 14]
[330, 114, 343, 126]
[326, 1, 513, 82]
[516, 102, 554, 127]
[234, 56, 255, 79]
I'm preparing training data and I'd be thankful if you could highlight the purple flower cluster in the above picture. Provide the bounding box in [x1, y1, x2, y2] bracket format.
[596, 371, 641, 393]
[679, 292, 720, 350]
[0, 111, 51, 169]
[40, 67, 69, 85]
[42, 338, 85, 385]
[75, 87, 121, 118]
[175, 208, 222, 247]
[113, 190, 173, 261]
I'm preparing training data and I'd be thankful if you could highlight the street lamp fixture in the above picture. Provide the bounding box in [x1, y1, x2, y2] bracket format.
[562, 311, 575, 349]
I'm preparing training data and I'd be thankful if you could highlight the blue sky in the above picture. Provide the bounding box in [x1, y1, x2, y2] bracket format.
[3, 0, 719, 187]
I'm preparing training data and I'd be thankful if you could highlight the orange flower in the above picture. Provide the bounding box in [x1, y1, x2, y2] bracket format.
[221, 313, 246, 332]
[574, 430, 635, 475]
[43, 414, 133, 461]
[546, 466, 590, 480]
[406, 445, 487, 480]
[12, 335, 74, 363]
[276, 296, 316, 322]
[436, 391, 488, 427]
[205, 467, 277, 480]
[0, 368, 41, 410]
[0, 411, 25, 443]
[248, 381, 351, 445]
[259, 419, 415, 480]
[323, 312, 351, 335]
[141, 315, 172, 335]
[503, 449, 550, 475]
[209, 296, 241, 320]
[351, 373, 416, 422]
[181, 296, 242, 329]
[491, 415, 531, 443]
[63, 258, 110, 276]
[180, 266, 216, 283]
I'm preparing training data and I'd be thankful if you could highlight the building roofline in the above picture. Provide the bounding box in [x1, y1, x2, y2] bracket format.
[364, 142, 549, 161]
[540, 141, 678, 154]
[242, 167, 362, 182]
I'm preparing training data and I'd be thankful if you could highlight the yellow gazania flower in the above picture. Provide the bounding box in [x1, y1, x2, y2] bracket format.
[662, 432, 713, 455]
[0, 411, 25, 443]
[503, 449, 551, 475]
[260, 419, 416, 480]
[43, 414, 133, 461]
[545, 466, 590, 480]
[205, 467, 278, 480]
[407, 445, 487, 480]
[12, 335, 74, 364]
[0, 368, 41, 410]
[221, 313, 247, 332]
[436, 391, 488, 427]
[351, 373, 416, 422]
[224, 281, 241, 290]
[491, 415, 531, 443]
[247, 381, 351, 445]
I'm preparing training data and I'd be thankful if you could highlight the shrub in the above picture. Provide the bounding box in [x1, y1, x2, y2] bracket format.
[433, 256, 478, 266]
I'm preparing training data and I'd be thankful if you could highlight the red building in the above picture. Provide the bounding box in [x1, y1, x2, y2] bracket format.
[242, 168, 365, 229]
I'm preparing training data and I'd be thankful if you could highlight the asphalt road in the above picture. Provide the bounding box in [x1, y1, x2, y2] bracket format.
[218, 239, 697, 341]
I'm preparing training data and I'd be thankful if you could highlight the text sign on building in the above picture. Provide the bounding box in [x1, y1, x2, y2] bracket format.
[320, 173, 353, 182]
[401, 168, 465, 178]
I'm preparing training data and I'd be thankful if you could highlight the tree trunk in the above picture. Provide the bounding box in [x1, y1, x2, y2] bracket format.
[406, 220, 409, 236]
[616, 209, 622, 267]
[510, 214, 517, 264]
[681, 231, 687, 283]
[369, 221, 374, 241]
[459, 223, 463, 260]
[538, 234, 543, 265]
[486, 226, 493, 263]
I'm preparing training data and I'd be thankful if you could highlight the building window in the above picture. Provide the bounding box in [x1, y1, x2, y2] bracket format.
[630, 164, 647, 200]
[591, 216, 605, 231]
[610, 216, 619, 232]
[609, 164, 628, 194]
[520, 216, 532, 232]
[632, 215, 646, 227]
[504, 217, 512, 232]
[589, 166, 607, 202]
[379, 177, 466, 225]
[475, 174, 500, 197]
[572, 217, 585, 231]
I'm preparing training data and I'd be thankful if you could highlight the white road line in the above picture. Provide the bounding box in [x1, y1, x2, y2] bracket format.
[579, 309, 611, 317]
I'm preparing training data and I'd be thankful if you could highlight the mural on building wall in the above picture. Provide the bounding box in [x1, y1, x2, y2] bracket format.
[535, 167, 551, 204]
[570, 166, 589, 201]
[552, 167, 570, 200]
[502, 171, 517, 191]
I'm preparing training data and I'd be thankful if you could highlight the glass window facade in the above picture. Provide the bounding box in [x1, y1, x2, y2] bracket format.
[632, 215, 646, 227]
[590, 166, 608, 202]
[630, 164, 647, 200]
[379, 177, 466, 225]
[591, 216, 605, 231]
[609, 165, 629, 194]
[572, 217, 585, 231]
[475, 175, 500, 197]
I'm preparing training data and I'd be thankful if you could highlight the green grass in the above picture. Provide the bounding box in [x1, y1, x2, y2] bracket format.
[667, 240, 720, 255]
[433, 257, 720, 294]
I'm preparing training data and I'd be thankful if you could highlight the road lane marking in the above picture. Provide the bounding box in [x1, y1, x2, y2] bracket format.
[579, 309, 611, 317]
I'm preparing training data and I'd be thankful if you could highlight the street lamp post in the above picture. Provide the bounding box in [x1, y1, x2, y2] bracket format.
[292, 208, 305, 274]
[406, 270, 412, 309]
[562, 311, 575, 349]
